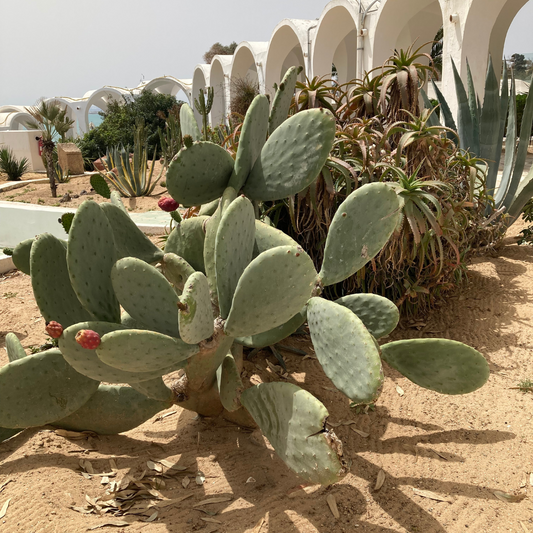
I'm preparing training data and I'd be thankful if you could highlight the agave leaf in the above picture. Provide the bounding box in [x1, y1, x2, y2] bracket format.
[479, 57, 501, 173]
[452, 59, 474, 152]
[466, 60, 480, 156]
[431, 79, 457, 139]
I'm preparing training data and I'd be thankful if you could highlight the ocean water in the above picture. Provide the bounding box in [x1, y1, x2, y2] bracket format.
[88, 113, 104, 128]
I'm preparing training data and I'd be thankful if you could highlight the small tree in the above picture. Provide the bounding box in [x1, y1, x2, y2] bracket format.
[26, 101, 75, 197]
[203, 42, 238, 64]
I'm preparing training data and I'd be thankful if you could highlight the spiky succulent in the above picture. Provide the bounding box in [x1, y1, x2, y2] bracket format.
[3, 76, 490, 486]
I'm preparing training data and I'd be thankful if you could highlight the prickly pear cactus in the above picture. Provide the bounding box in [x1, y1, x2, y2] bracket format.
[3, 73, 490, 487]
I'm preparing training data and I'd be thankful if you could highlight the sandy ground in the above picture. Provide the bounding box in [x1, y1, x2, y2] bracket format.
[0, 163, 169, 213]
[0, 218, 531, 532]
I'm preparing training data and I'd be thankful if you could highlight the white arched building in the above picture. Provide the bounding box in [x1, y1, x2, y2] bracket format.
[3, 0, 527, 135]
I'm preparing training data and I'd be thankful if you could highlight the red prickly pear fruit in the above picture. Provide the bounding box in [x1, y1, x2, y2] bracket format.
[158, 197, 179, 212]
[75, 329, 101, 350]
[45, 321, 63, 339]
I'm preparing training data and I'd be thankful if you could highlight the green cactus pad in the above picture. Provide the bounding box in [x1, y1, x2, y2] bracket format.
[121, 311, 147, 330]
[236, 307, 307, 348]
[5, 333, 27, 362]
[269, 66, 301, 135]
[198, 198, 220, 216]
[0, 349, 99, 428]
[216, 354, 243, 412]
[179, 272, 214, 344]
[60, 213, 75, 234]
[101, 203, 164, 264]
[241, 382, 345, 485]
[12, 238, 34, 275]
[53, 385, 170, 435]
[319, 183, 401, 286]
[162, 253, 196, 291]
[215, 196, 256, 318]
[179, 103, 201, 141]
[243, 109, 336, 201]
[225, 246, 317, 337]
[130, 377, 174, 402]
[111, 257, 180, 337]
[165, 216, 207, 273]
[67, 200, 120, 323]
[31, 233, 93, 327]
[90, 174, 111, 199]
[60, 321, 171, 383]
[381, 339, 490, 395]
[110, 190, 128, 213]
[166, 142, 234, 206]
[253, 220, 298, 257]
[335, 294, 399, 339]
[230, 95, 270, 192]
[0, 428, 22, 443]
[97, 330, 198, 373]
[204, 188, 237, 300]
[307, 297, 384, 405]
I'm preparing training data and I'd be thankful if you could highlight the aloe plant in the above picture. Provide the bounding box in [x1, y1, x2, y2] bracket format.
[430, 58, 533, 225]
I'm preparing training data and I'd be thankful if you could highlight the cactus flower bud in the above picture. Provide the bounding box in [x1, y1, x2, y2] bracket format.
[158, 197, 179, 212]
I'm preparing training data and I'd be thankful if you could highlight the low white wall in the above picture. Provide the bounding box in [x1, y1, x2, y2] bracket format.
[0, 130, 45, 172]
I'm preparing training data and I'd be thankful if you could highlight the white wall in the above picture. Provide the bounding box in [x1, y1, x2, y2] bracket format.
[0, 130, 45, 172]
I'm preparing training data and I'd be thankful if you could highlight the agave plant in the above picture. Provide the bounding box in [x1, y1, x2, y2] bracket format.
[430, 57, 533, 225]
[0, 148, 29, 181]
[98, 120, 163, 198]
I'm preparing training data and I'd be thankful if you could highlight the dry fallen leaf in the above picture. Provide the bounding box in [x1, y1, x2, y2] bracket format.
[86, 521, 132, 530]
[55, 429, 97, 440]
[0, 480, 13, 494]
[412, 488, 453, 503]
[109, 459, 118, 472]
[142, 511, 158, 522]
[201, 517, 223, 524]
[153, 411, 177, 423]
[493, 490, 526, 503]
[350, 427, 370, 438]
[0, 498, 10, 519]
[246, 477, 256, 484]
[374, 469, 386, 491]
[326, 494, 340, 518]
[182, 476, 191, 489]
[194, 496, 233, 507]
[396, 385, 405, 397]
[146, 461, 162, 473]
[520, 522, 529, 533]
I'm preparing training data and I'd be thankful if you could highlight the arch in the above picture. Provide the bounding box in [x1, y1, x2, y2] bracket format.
[461, 0, 529, 93]
[0, 110, 35, 131]
[312, 0, 359, 84]
[192, 64, 211, 127]
[264, 19, 310, 97]
[371, 0, 443, 71]
[210, 56, 232, 126]
[43, 97, 79, 138]
[143, 76, 193, 102]
[80, 87, 124, 135]
[229, 41, 269, 106]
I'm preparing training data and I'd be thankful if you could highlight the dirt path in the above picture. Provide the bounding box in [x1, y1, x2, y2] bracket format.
[0, 221, 532, 532]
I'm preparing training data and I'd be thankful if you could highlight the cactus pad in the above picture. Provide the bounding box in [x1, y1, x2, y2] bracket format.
[166, 142, 234, 206]
[161, 253, 196, 292]
[236, 307, 307, 348]
[215, 196, 256, 318]
[0, 349, 100, 428]
[225, 246, 317, 337]
[216, 354, 243, 412]
[90, 174, 111, 199]
[198, 198, 220, 216]
[60, 322, 171, 383]
[179, 272, 214, 344]
[269, 66, 301, 135]
[12, 238, 33, 275]
[5, 333, 27, 362]
[230, 94, 270, 192]
[165, 216, 207, 273]
[97, 329, 198, 373]
[381, 339, 490, 395]
[241, 382, 345, 485]
[101, 203, 164, 264]
[67, 200, 120, 323]
[243, 109, 336, 201]
[335, 294, 399, 339]
[112, 257, 180, 337]
[53, 385, 170, 435]
[130, 377, 174, 402]
[253, 219, 298, 257]
[31, 233, 93, 327]
[307, 297, 384, 404]
[179, 103, 201, 141]
[319, 183, 401, 286]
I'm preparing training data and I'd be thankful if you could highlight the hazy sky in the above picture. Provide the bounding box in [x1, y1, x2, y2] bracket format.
[1, 0, 531, 105]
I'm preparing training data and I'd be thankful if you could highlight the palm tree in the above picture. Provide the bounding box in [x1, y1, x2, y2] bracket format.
[25, 100, 75, 197]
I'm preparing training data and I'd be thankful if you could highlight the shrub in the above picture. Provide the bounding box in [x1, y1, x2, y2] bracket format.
[230, 76, 260, 119]
[0, 148, 29, 181]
